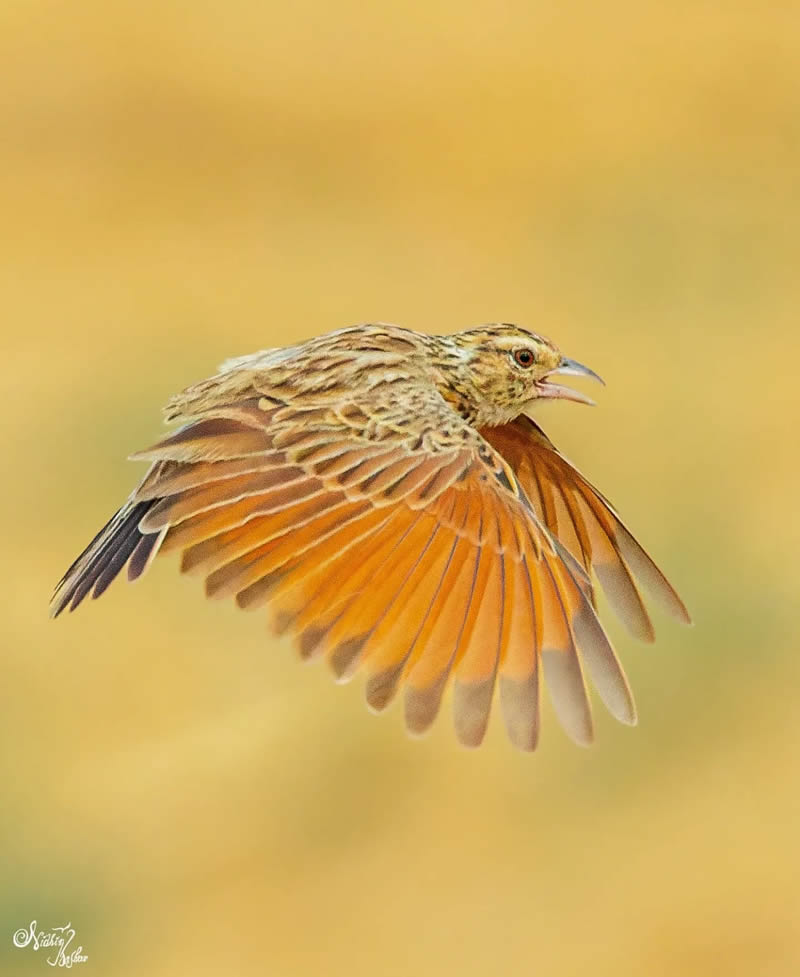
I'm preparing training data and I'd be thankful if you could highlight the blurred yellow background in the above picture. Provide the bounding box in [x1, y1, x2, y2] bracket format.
[3, 1, 799, 974]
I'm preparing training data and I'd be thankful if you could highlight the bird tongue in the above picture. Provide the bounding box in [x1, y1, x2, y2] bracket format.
[536, 380, 596, 406]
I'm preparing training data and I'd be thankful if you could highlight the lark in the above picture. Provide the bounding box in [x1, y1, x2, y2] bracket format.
[51, 323, 690, 750]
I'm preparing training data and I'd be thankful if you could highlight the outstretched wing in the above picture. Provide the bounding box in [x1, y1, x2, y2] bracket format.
[480, 415, 690, 642]
[51, 391, 636, 750]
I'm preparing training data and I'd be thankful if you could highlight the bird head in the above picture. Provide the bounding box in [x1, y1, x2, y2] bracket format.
[441, 324, 604, 426]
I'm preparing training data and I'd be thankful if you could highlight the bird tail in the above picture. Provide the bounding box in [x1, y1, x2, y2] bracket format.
[50, 498, 165, 618]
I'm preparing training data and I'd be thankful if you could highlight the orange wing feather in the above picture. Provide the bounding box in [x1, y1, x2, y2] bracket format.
[480, 415, 691, 638]
[52, 400, 656, 749]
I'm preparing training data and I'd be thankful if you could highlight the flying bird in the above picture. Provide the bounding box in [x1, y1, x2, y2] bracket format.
[51, 323, 690, 750]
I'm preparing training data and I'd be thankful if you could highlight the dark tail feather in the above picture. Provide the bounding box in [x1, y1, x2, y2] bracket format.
[127, 531, 162, 582]
[50, 499, 161, 618]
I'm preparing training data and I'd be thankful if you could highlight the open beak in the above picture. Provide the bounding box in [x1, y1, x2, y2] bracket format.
[536, 356, 605, 406]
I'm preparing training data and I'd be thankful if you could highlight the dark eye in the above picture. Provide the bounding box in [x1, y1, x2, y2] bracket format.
[513, 348, 535, 368]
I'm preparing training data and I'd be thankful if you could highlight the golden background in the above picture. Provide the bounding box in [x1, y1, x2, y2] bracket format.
[3, 1, 799, 974]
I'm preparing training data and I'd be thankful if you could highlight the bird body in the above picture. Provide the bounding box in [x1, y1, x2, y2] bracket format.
[51, 323, 690, 750]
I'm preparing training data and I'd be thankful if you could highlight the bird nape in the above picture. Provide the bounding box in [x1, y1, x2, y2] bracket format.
[51, 322, 690, 751]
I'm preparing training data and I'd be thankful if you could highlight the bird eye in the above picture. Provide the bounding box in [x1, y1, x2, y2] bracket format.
[513, 348, 535, 368]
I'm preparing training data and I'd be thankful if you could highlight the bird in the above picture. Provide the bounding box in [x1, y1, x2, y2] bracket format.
[51, 322, 690, 750]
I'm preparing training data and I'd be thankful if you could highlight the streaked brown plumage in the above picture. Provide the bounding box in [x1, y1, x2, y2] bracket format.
[51, 322, 690, 750]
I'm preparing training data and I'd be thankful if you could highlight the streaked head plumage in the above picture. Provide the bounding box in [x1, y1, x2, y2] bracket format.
[435, 323, 603, 425]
